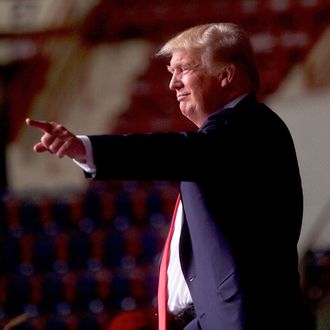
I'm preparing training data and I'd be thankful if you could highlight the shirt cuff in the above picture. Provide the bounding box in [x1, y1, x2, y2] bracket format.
[73, 135, 96, 177]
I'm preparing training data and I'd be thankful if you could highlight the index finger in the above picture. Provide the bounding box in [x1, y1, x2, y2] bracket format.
[25, 118, 54, 134]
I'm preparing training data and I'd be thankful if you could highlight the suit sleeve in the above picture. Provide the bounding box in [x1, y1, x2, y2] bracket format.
[87, 131, 231, 181]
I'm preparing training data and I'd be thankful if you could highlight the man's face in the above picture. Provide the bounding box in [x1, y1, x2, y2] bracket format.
[168, 49, 222, 127]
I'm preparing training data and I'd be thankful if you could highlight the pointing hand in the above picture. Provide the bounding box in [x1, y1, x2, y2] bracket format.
[25, 118, 86, 162]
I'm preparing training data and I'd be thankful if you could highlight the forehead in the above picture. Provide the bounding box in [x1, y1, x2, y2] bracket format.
[169, 49, 200, 66]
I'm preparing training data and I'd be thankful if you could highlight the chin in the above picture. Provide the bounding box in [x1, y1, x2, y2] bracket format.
[180, 103, 193, 116]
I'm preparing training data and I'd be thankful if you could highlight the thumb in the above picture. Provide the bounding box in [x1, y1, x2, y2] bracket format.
[33, 142, 48, 153]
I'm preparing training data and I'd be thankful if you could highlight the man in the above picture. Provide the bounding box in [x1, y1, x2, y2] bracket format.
[26, 23, 315, 330]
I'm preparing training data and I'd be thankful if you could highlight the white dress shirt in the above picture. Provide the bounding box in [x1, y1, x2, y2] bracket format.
[166, 201, 193, 313]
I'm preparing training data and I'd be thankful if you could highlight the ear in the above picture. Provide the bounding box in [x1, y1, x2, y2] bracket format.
[218, 64, 236, 88]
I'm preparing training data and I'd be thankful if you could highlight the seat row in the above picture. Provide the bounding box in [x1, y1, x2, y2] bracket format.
[0, 225, 165, 275]
[0, 266, 158, 319]
[0, 181, 178, 235]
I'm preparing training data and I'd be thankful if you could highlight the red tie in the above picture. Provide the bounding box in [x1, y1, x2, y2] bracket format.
[157, 194, 181, 330]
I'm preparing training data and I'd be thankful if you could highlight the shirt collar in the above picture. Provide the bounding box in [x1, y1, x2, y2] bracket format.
[222, 93, 249, 110]
[198, 93, 251, 132]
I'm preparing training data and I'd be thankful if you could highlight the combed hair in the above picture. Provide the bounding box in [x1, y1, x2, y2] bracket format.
[157, 23, 260, 94]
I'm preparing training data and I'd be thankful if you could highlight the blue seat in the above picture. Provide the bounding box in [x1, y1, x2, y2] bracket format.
[0, 236, 21, 274]
[40, 274, 64, 312]
[5, 275, 31, 315]
[32, 235, 55, 273]
[74, 273, 98, 311]
[68, 231, 91, 270]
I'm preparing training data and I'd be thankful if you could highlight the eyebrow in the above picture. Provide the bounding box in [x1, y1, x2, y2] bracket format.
[167, 62, 200, 74]
[167, 65, 176, 74]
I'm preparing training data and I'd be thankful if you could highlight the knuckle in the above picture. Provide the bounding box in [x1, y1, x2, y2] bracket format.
[54, 124, 64, 132]
[62, 130, 70, 138]
[41, 135, 49, 145]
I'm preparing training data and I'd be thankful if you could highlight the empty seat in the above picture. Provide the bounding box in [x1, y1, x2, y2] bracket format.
[68, 231, 91, 270]
[140, 229, 162, 265]
[115, 191, 133, 218]
[90, 229, 105, 262]
[99, 190, 116, 226]
[82, 190, 103, 227]
[54, 232, 70, 265]
[44, 316, 68, 330]
[74, 273, 98, 312]
[108, 273, 130, 310]
[19, 201, 43, 235]
[32, 235, 55, 273]
[103, 229, 125, 269]
[19, 234, 34, 266]
[40, 274, 64, 312]
[52, 199, 74, 231]
[0, 235, 21, 274]
[62, 272, 76, 304]
[77, 314, 101, 330]
[5, 275, 31, 315]
[124, 228, 143, 261]
[29, 275, 42, 307]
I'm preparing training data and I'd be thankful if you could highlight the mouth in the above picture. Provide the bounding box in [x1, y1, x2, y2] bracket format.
[177, 93, 189, 102]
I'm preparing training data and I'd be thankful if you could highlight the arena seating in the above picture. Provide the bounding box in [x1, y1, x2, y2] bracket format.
[1, 0, 330, 328]
[0, 181, 177, 329]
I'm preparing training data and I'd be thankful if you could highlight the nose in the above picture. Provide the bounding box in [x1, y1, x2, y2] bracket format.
[169, 71, 182, 90]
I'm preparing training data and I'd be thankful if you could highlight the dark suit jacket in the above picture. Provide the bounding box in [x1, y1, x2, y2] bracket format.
[88, 95, 315, 330]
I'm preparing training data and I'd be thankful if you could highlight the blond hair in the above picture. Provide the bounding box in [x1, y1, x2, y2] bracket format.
[157, 23, 260, 94]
